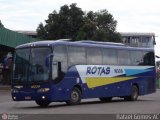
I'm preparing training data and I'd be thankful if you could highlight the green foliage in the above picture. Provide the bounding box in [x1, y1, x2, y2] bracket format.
[36, 23, 47, 39]
[37, 3, 121, 42]
[0, 20, 4, 27]
[76, 18, 97, 40]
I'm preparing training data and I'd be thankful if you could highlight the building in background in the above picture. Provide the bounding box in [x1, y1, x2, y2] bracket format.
[120, 32, 155, 48]
[16, 30, 37, 38]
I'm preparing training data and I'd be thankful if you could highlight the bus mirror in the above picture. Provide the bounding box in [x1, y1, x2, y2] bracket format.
[52, 61, 62, 80]
[45, 54, 53, 67]
[52, 62, 58, 80]
[58, 62, 62, 76]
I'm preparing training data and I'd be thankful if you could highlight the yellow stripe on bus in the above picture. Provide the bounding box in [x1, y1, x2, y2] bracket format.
[85, 77, 136, 88]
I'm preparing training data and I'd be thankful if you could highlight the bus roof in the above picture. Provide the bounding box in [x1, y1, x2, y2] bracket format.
[16, 40, 154, 51]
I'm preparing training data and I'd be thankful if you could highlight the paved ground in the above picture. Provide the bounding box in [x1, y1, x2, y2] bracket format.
[0, 89, 160, 120]
[0, 89, 160, 114]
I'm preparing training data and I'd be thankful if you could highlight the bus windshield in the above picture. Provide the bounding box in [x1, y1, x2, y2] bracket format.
[13, 47, 52, 83]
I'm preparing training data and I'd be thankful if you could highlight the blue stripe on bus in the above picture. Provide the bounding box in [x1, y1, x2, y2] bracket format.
[125, 69, 153, 76]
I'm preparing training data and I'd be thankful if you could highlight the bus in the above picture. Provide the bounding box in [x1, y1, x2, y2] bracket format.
[11, 40, 156, 107]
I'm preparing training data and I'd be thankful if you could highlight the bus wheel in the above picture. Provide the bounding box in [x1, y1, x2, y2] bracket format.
[35, 100, 50, 107]
[66, 87, 82, 105]
[99, 97, 112, 102]
[124, 85, 138, 101]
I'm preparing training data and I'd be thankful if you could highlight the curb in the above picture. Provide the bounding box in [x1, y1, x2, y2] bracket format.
[0, 85, 11, 91]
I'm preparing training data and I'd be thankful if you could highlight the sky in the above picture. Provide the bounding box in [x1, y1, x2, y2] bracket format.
[0, 0, 160, 57]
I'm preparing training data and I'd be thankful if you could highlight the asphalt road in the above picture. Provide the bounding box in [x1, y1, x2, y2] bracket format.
[0, 89, 160, 120]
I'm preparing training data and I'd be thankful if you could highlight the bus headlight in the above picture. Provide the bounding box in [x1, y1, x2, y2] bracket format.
[11, 89, 19, 93]
[37, 88, 50, 93]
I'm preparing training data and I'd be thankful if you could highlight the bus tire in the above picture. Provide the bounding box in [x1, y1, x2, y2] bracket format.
[124, 85, 138, 101]
[99, 97, 112, 102]
[35, 100, 50, 107]
[66, 87, 82, 105]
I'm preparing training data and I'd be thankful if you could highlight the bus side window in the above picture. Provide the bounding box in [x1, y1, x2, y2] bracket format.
[143, 52, 155, 66]
[87, 47, 102, 65]
[54, 45, 68, 73]
[102, 49, 117, 65]
[130, 51, 142, 65]
[118, 50, 131, 65]
[68, 46, 86, 67]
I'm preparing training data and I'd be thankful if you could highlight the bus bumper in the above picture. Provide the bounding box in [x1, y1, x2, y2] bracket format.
[11, 92, 51, 101]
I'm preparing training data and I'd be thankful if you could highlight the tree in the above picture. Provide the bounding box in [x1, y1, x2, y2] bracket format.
[95, 10, 121, 42]
[0, 20, 4, 27]
[37, 3, 84, 40]
[36, 23, 47, 39]
[76, 10, 121, 42]
[76, 18, 97, 40]
[37, 4, 121, 42]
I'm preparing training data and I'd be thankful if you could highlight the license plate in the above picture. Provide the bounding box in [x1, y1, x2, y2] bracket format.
[25, 96, 31, 100]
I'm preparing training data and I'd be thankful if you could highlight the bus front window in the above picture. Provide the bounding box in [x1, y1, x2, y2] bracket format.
[13, 47, 52, 83]
[13, 48, 30, 83]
